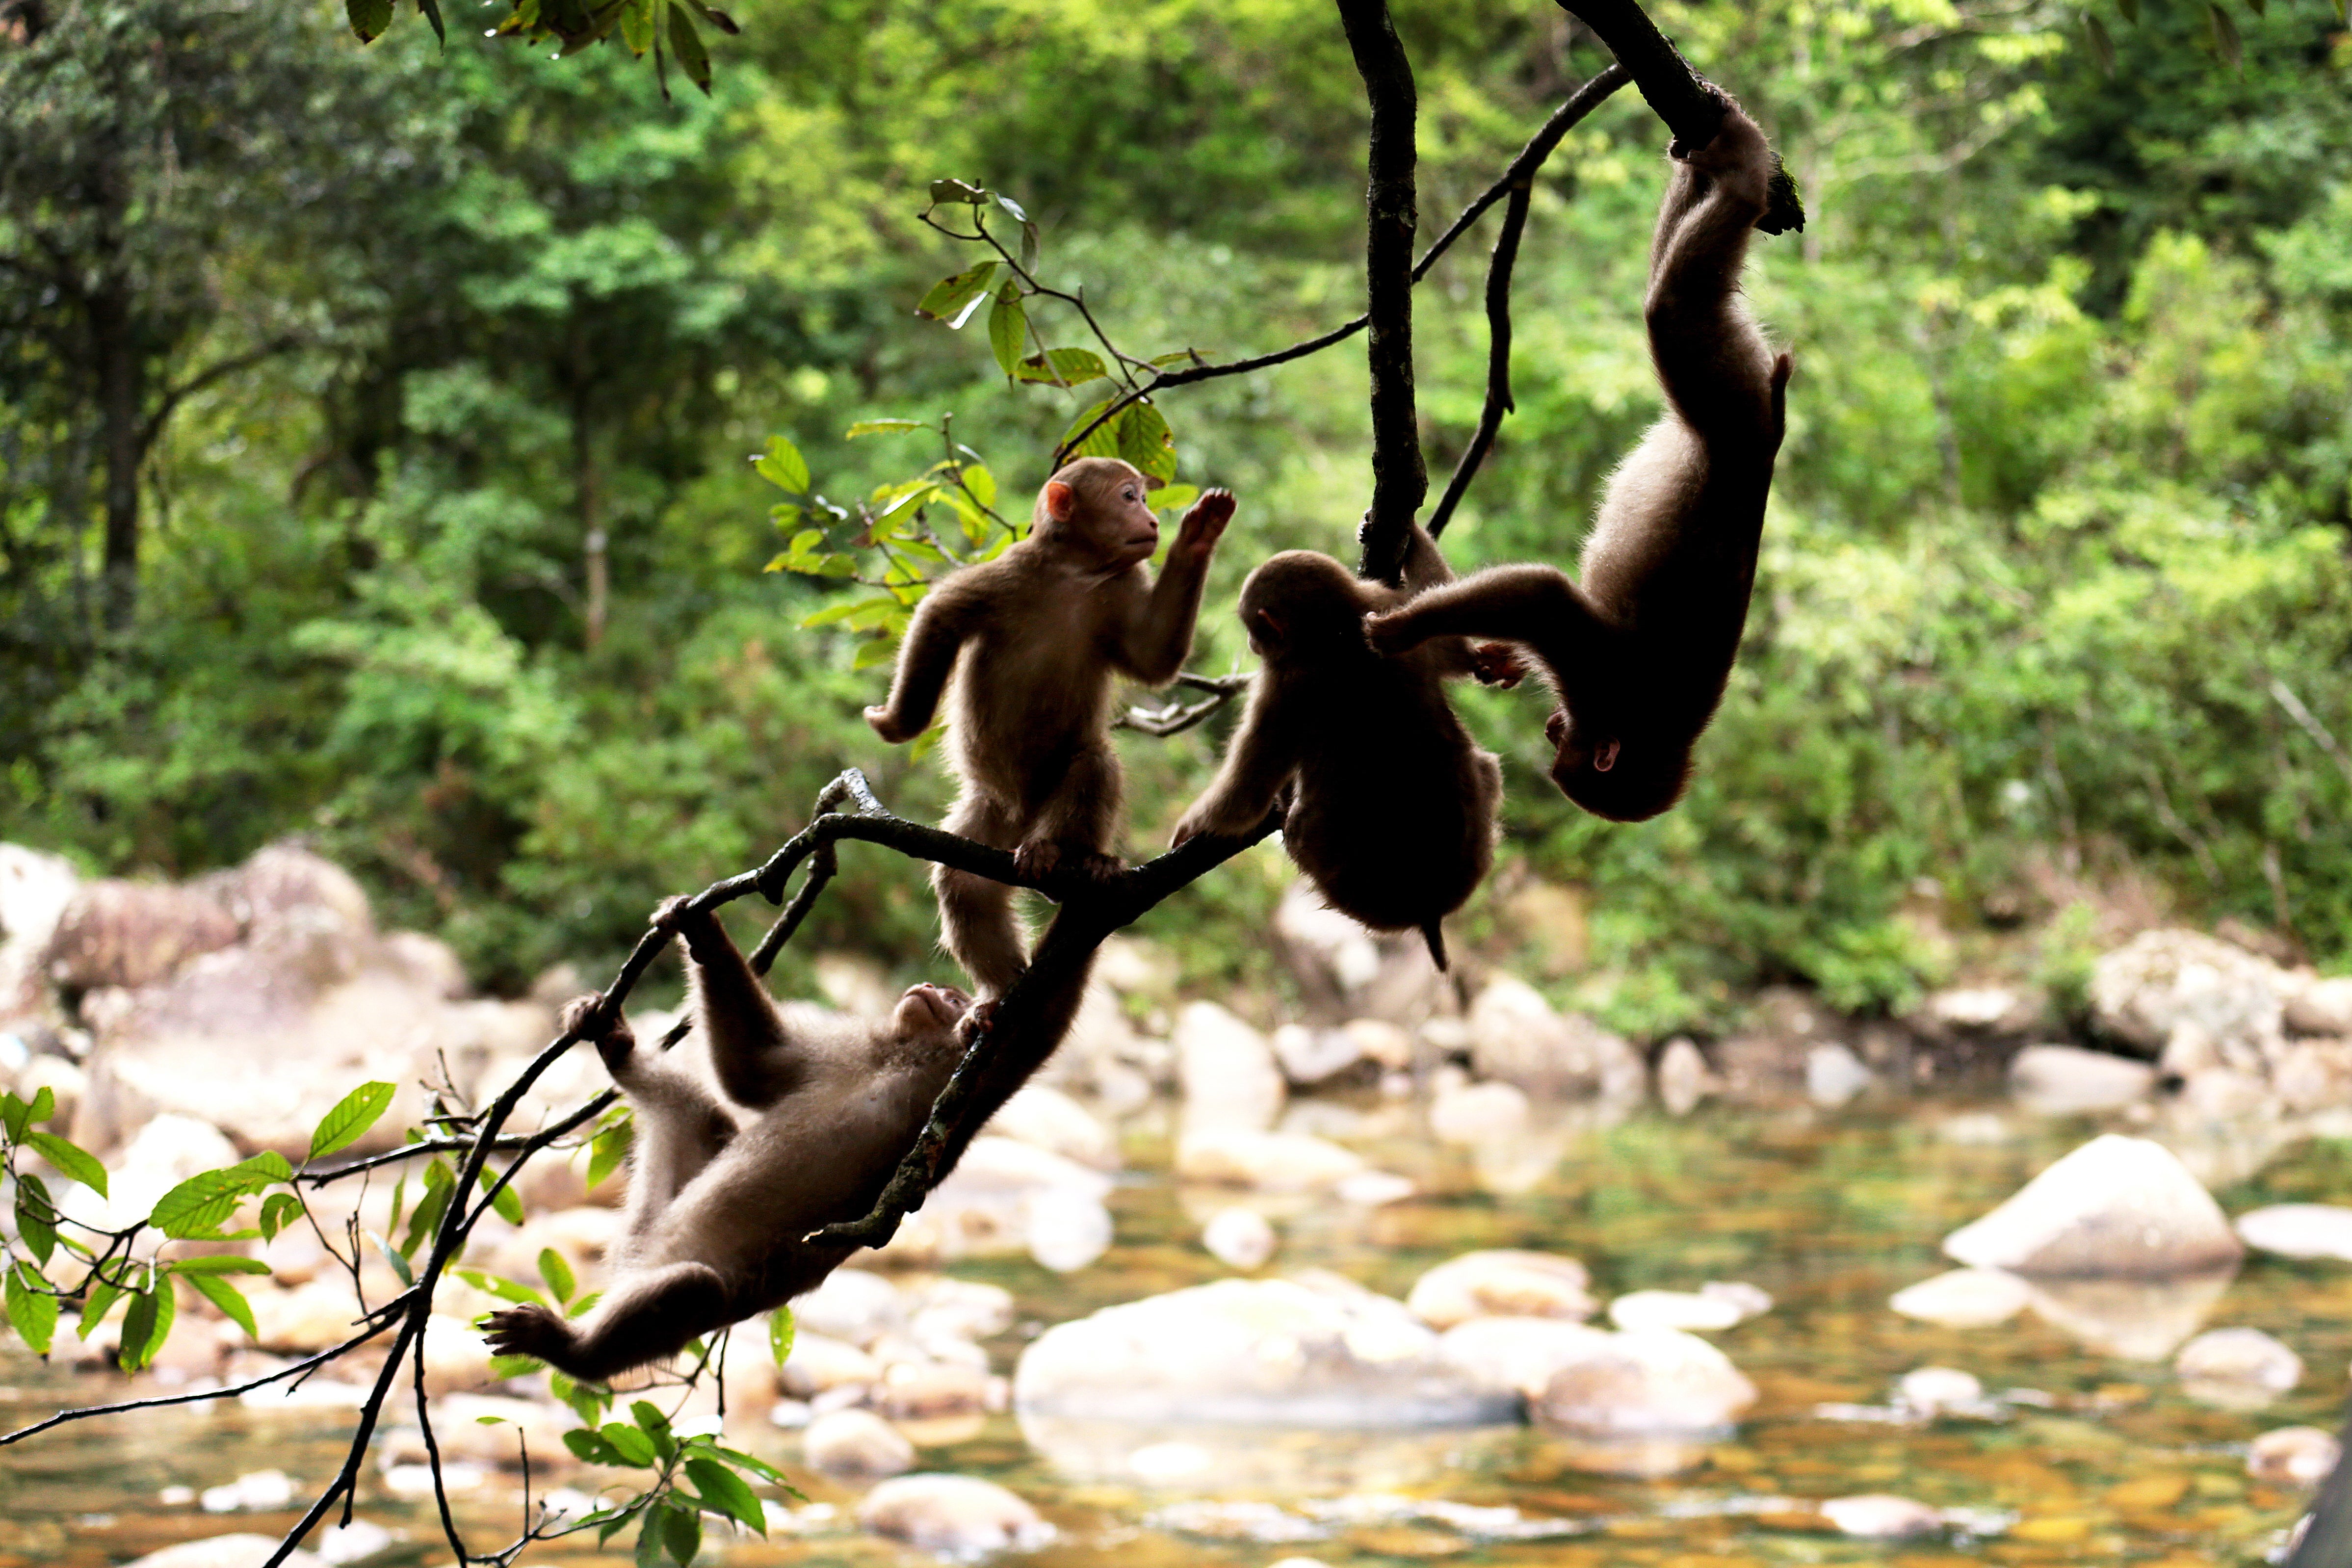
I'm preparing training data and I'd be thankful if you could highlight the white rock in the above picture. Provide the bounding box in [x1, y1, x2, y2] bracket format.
[1535, 1327, 1758, 1436]
[1942, 1133, 2242, 1277]
[2236, 1204, 2352, 1261]
[1699, 1281, 1772, 1320]
[1175, 1128, 1364, 1189]
[802, 1408, 915, 1476]
[2009, 1045, 2157, 1114]
[117, 1537, 323, 1568]
[1926, 986, 2036, 1031]
[1094, 936, 1177, 1000]
[1654, 1037, 1716, 1116]
[1271, 1024, 1366, 1086]
[2250, 1425, 2341, 1486]
[1015, 1278, 1513, 1426]
[1202, 1207, 1278, 1270]
[790, 1269, 905, 1347]
[1468, 976, 1619, 1095]
[1025, 1186, 1114, 1273]
[1888, 1268, 2031, 1327]
[2021, 1270, 2237, 1361]
[856, 1474, 1053, 1557]
[1429, 1078, 1528, 1143]
[1435, 1316, 1617, 1402]
[778, 1332, 881, 1397]
[2272, 1040, 2352, 1111]
[1408, 1250, 1594, 1330]
[1806, 1042, 1873, 1106]
[903, 1136, 1115, 1262]
[766, 1399, 812, 1429]
[906, 1277, 1015, 1343]
[73, 1112, 241, 1231]
[1341, 1018, 1414, 1070]
[1896, 1366, 1984, 1414]
[2175, 1327, 2301, 1407]
[314, 1521, 395, 1566]
[2286, 976, 2352, 1037]
[2091, 929, 2284, 1066]
[1608, 1290, 1744, 1333]
[0, 843, 80, 1012]
[1174, 1002, 1284, 1134]
[1821, 1494, 1943, 1539]
[1335, 1169, 1415, 1207]
[986, 1083, 1118, 1170]
[199, 1469, 296, 1513]
[875, 1359, 991, 1420]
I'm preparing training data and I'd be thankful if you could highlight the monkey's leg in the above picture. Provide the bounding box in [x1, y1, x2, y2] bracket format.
[935, 797, 1028, 997]
[1021, 742, 1124, 881]
[484, 1261, 731, 1383]
[1367, 565, 1616, 671]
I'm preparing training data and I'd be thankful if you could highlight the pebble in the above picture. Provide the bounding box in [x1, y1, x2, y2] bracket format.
[2008, 1044, 2156, 1114]
[1699, 1281, 1772, 1319]
[198, 1470, 296, 1514]
[1608, 1290, 1744, 1333]
[1025, 1186, 1114, 1272]
[2175, 1327, 2302, 1408]
[1335, 1169, 1416, 1206]
[778, 1331, 881, 1397]
[1887, 1268, 2030, 1327]
[1821, 1494, 1944, 1539]
[802, 1409, 915, 1477]
[2249, 1425, 2341, 1486]
[792, 1269, 905, 1347]
[2235, 1204, 2352, 1262]
[1896, 1366, 1984, 1415]
[856, 1473, 1054, 1557]
[875, 1359, 990, 1420]
[314, 1521, 395, 1566]
[1408, 1250, 1594, 1329]
[1806, 1042, 1873, 1106]
[1436, 1316, 1616, 1402]
[1535, 1327, 1758, 1436]
[1175, 1128, 1365, 1189]
[1202, 1207, 1279, 1270]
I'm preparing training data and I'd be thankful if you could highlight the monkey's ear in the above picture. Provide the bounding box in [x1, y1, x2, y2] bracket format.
[1043, 480, 1076, 522]
[1246, 606, 1283, 650]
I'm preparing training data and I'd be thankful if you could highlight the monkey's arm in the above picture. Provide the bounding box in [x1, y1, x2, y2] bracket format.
[1172, 678, 1301, 844]
[653, 898, 805, 1108]
[1366, 563, 1619, 673]
[1119, 488, 1234, 683]
[1645, 109, 1779, 447]
[865, 577, 985, 742]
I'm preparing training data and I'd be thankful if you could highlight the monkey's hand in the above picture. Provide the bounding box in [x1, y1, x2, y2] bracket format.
[1672, 104, 1773, 205]
[864, 704, 918, 744]
[560, 992, 637, 1073]
[955, 997, 998, 1048]
[1172, 488, 1235, 560]
[483, 1304, 573, 1366]
[1469, 642, 1526, 687]
[1362, 607, 1430, 657]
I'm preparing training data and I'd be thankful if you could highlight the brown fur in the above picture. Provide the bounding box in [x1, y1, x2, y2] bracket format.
[1366, 105, 1794, 824]
[1174, 526, 1504, 965]
[865, 458, 1233, 997]
[482, 897, 974, 1381]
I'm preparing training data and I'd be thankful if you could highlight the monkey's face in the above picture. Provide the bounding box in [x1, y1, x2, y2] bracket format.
[1040, 458, 1160, 569]
[893, 982, 972, 1036]
[1547, 710, 1689, 822]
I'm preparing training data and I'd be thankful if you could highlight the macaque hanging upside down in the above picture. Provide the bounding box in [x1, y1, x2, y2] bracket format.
[1367, 101, 1794, 824]
[865, 458, 1233, 999]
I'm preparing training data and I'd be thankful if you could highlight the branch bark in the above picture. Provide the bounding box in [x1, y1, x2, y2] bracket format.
[1551, 0, 1805, 234]
[1335, 0, 1427, 585]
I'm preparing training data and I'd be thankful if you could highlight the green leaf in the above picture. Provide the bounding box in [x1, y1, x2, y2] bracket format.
[561, 1375, 611, 1426]
[631, 1400, 678, 1463]
[928, 178, 988, 205]
[1148, 349, 1206, 369]
[1152, 485, 1202, 513]
[753, 437, 810, 496]
[586, 1116, 633, 1191]
[564, 1428, 621, 1465]
[168, 1255, 271, 1276]
[487, 1174, 525, 1226]
[1059, 397, 1127, 462]
[846, 419, 926, 439]
[118, 1276, 177, 1372]
[600, 1421, 659, 1467]
[801, 594, 905, 630]
[667, 3, 711, 94]
[2207, 0, 2241, 65]
[79, 1274, 127, 1336]
[988, 286, 1028, 380]
[376, 1234, 414, 1288]
[487, 1353, 545, 1379]
[416, 0, 445, 44]
[345, 0, 393, 41]
[259, 1192, 303, 1242]
[662, 1501, 702, 1565]
[851, 637, 902, 671]
[5, 1263, 57, 1357]
[1118, 401, 1179, 485]
[399, 1159, 455, 1259]
[26, 1086, 55, 1126]
[308, 1082, 396, 1162]
[150, 1155, 287, 1239]
[567, 1289, 602, 1320]
[539, 1248, 577, 1304]
[618, 0, 654, 53]
[25, 1131, 106, 1198]
[16, 1173, 56, 1266]
[767, 1306, 795, 1368]
[711, 1445, 790, 1486]
[2242, 0, 2265, 15]
[1017, 348, 1111, 388]
[2083, 11, 2116, 72]
[684, 1457, 766, 1533]
[914, 261, 999, 326]
[183, 1271, 258, 1339]
[453, 1268, 547, 1307]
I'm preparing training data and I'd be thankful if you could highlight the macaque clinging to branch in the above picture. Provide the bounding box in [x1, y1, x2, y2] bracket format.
[1367, 101, 1794, 824]
[1174, 524, 1512, 968]
[867, 457, 1233, 1000]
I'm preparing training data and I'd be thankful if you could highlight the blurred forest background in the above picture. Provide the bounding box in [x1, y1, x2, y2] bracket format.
[3, 0, 2350, 1035]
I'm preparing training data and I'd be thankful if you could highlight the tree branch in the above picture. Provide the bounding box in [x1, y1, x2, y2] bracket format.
[1427, 65, 1629, 538]
[137, 336, 300, 454]
[1550, 0, 1805, 234]
[1336, 0, 1427, 584]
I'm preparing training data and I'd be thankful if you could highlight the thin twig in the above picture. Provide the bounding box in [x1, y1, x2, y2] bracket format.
[1115, 671, 1253, 736]
[0, 1320, 395, 1445]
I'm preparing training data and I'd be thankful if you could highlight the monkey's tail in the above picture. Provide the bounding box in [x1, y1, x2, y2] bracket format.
[1420, 921, 1449, 971]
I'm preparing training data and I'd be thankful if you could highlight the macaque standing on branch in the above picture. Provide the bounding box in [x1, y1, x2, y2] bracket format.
[484, 898, 978, 1381]
[1174, 524, 1511, 968]
[1367, 102, 1794, 824]
[866, 458, 1233, 999]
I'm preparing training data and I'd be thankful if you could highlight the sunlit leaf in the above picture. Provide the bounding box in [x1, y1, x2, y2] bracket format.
[632, 1399, 679, 1462]
[150, 1155, 289, 1239]
[183, 1271, 258, 1339]
[80, 1274, 127, 1336]
[454, 1268, 548, 1306]
[851, 638, 901, 671]
[487, 1353, 546, 1378]
[1016, 348, 1110, 387]
[845, 419, 925, 439]
[119, 1276, 177, 1372]
[914, 261, 998, 324]
[15, 1173, 56, 1265]
[988, 286, 1027, 379]
[259, 1192, 303, 1242]
[168, 1255, 271, 1275]
[487, 1172, 525, 1226]
[587, 1116, 633, 1191]
[565, 1428, 621, 1465]
[753, 436, 810, 496]
[601, 1420, 659, 1466]
[928, 178, 987, 205]
[1153, 485, 1202, 513]
[1118, 401, 1178, 485]
[685, 1456, 766, 1532]
[1, 1090, 27, 1142]
[4, 1263, 56, 1357]
[1148, 349, 1207, 369]
[25, 1131, 106, 1197]
[1058, 397, 1126, 461]
[308, 1081, 396, 1162]
[767, 1305, 795, 1368]
[539, 1248, 577, 1303]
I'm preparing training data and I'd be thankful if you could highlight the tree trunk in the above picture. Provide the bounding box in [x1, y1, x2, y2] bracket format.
[574, 384, 606, 651]
[92, 272, 143, 631]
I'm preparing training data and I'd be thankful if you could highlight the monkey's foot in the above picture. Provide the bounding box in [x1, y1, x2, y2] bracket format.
[1011, 839, 1060, 879]
[559, 993, 637, 1072]
[1362, 609, 1421, 656]
[955, 998, 998, 1049]
[1469, 642, 1526, 687]
[483, 1304, 574, 1367]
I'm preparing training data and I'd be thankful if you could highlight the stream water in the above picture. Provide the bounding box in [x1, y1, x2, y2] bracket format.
[3, 1094, 2345, 1567]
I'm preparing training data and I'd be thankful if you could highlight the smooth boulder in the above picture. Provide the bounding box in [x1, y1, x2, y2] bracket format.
[1436, 1316, 1616, 1403]
[2009, 1044, 2156, 1114]
[1942, 1134, 2242, 1277]
[1174, 1002, 1284, 1134]
[1534, 1327, 1757, 1436]
[856, 1474, 1053, 1557]
[1407, 1250, 1594, 1329]
[2174, 1327, 2301, 1408]
[2235, 1204, 2352, 1262]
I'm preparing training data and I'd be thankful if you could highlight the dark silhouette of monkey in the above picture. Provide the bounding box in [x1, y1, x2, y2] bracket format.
[866, 458, 1233, 1000]
[482, 897, 976, 1381]
[1366, 103, 1794, 824]
[1173, 525, 1505, 968]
